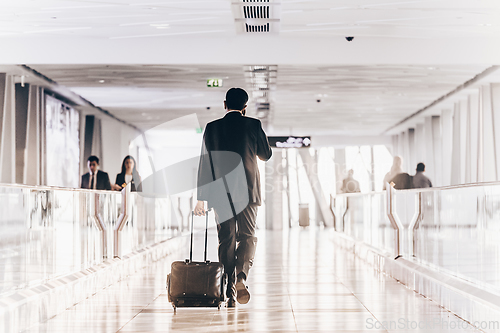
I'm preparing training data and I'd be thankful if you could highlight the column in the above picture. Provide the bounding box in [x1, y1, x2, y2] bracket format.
[441, 109, 453, 186]
[334, 148, 346, 194]
[432, 116, 442, 186]
[415, 123, 425, 165]
[481, 85, 497, 182]
[0, 73, 16, 183]
[451, 102, 462, 185]
[265, 149, 283, 230]
[469, 92, 480, 183]
[491, 83, 500, 179]
[424, 116, 434, 182]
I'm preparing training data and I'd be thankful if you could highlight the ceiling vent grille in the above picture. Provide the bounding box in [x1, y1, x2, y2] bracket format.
[232, 0, 281, 34]
[243, 5, 269, 19]
[245, 23, 269, 33]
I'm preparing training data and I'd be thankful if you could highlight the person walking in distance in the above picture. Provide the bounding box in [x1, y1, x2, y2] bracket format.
[194, 88, 272, 307]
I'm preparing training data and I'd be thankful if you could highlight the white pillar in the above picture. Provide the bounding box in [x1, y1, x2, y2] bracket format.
[441, 109, 453, 186]
[451, 102, 462, 185]
[407, 128, 416, 175]
[481, 85, 497, 182]
[490, 83, 500, 180]
[469, 92, 480, 183]
[459, 100, 468, 183]
[0, 74, 16, 183]
[432, 116, 442, 186]
[415, 123, 425, 165]
[424, 117, 434, 181]
[24, 85, 42, 185]
[265, 149, 283, 230]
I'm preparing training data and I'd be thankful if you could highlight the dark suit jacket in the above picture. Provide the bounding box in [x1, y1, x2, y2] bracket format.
[115, 173, 142, 192]
[197, 112, 272, 207]
[81, 170, 112, 190]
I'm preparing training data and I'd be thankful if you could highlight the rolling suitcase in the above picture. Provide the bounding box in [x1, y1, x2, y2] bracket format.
[167, 208, 226, 311]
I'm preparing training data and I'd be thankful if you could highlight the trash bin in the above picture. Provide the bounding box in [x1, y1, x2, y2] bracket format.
[298, 203, 310, 227]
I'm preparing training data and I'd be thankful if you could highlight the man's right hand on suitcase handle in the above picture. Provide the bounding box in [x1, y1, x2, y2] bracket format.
[194, 200, 206, 216]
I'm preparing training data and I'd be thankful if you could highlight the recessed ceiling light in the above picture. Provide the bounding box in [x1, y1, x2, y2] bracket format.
[98, 80, 105, 83]
[427, 67, 435, 70]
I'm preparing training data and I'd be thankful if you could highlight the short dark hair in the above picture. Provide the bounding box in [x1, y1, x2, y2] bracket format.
[416, 162, 425, 172]
[225, 88, 248, 111]
[88, 155, 99, 164]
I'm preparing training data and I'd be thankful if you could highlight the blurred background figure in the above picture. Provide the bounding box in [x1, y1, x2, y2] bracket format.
[81, 155, 112, 190]
[115, 155, 142, 192]
[383, 156, 403, 190]
[413, 162, 432, 188]
[341, 169, 361, 193]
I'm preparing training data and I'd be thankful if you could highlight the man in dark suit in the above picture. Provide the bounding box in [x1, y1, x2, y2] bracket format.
[81, 155, 112, 190]
[195, 88, 272, 307]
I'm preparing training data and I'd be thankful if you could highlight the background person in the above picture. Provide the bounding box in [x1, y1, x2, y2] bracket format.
[383, 155, 403, 190]
[81, 155, 112, 190]
[413, 162, 432, 188]
[115, 155, 142, 192]
[341, 169, 361, 193]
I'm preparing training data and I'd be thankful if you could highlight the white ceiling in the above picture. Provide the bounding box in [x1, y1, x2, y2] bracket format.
[28, 64, 492, 135]
[1, 1, 499, 136]
[0, 1, 500, 64]
[1, 0, 499, 39]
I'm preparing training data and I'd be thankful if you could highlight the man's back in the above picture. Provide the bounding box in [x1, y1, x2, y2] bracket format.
[413, 171, 432, 188]
[198, 111, 272, 207]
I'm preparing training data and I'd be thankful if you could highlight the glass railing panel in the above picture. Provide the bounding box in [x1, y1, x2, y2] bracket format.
[336, 192, 395, 255]
[413, 184, 500, 292]
[0, 186, 28, 295]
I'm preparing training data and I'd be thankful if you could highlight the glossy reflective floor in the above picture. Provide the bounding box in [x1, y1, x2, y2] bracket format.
[22, 227, 482, 333]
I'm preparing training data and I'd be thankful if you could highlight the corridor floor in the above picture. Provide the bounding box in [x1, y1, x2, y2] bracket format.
[23, 227, 481, 333]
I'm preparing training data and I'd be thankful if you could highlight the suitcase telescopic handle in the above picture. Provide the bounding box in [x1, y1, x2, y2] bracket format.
[190, 208, 212, 263]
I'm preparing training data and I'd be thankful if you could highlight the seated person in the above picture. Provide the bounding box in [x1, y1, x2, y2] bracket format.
[341, 169, 361, 193]
[390, 172, 413, 190]
[81, 155, 112, 190]
[115, 155, 142, 192]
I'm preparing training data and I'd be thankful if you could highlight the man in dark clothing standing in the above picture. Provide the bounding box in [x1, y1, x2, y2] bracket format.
[195, 88, 272, 307]
[81, 155, 112, 190]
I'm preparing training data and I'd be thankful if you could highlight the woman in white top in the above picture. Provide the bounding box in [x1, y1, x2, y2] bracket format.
[115, 155, 142, 192]
[383, 156, 403, 190]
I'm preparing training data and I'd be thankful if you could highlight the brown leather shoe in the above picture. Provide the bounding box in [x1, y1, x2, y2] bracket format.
[236, 277, 250, 304]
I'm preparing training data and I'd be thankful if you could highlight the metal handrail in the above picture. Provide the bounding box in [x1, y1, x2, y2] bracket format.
[0, 182, 119, 194]
[333, 180, 500, 198]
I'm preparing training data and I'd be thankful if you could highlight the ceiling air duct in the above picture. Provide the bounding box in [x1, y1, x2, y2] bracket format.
[231, 0, 281, 34]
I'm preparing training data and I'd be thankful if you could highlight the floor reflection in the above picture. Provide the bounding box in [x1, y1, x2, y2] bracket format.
[22, 226, 482, 333]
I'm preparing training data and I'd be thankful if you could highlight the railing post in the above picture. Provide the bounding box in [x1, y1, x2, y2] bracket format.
[93, 193, 108, 259]
[330, 194, 337, 231]
[114, 184, 131, 258]
[408, 192, 422, 257]
[386, 183, 403, 259]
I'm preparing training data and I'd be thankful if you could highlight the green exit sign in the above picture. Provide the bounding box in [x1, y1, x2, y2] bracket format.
[207, 79, 223, 87]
